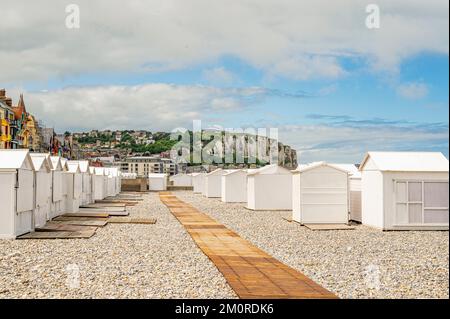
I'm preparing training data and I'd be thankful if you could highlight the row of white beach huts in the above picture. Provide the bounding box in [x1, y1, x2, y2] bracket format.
[0, 149, 121, 239]
[160, 152, 449, 231]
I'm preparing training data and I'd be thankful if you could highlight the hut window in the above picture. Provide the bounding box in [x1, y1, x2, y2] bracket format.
[395, 181, 449, 225]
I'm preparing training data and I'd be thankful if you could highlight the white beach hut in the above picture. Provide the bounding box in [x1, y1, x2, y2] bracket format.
[89, 166, 96, 200]
[203, 169, 237, 198]
[49, 156, 66, 219]
[65, 161, 82, 213]
[30, 153, 52, 228]
[107, 167, 121, 196]
[192, 173, 206, 193]
[360, 152, 449, 230]
[169, 173, 193, 187]
[117, 170, 122, 194]
[148, 173, 167, 191]
[122, 172, 137, 179]
[292, 162, 349, 224]
[103, 167, 115, 197]
[247, 165, 293, 210]
[0, 150, 35, 239]
[221, 169, 248, 203]
[332, 164, 362, 222]
[69, 160, 92, 205]
[93, 167, 107, 200]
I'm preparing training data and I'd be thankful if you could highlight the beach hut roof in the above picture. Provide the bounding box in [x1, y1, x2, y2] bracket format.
[292, 161, 349, 175]
[106, 167, 119, 177]
[78, 160, 90, 173]
[50, 156, 63, 170]
[60, 158, 68, 168]
[67, 162, 81, 173]
[0, 149, 34, 170]
[359, 152, 449, 172]
[30, 153, 51, 172]
[248, 164, 291, 176]
[68, 160, 89, 173]
[94, 167, 106, 175]
[331, 163, 361, 178]
[223, 169, 246, 176]
[206, 168, 224, 176]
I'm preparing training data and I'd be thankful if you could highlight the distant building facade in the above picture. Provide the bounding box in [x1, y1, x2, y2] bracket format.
[0, 89, 42, 151]
[119, 156, 180, 177]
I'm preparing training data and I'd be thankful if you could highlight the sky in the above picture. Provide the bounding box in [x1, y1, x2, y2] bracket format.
[0, 0, 448, 163]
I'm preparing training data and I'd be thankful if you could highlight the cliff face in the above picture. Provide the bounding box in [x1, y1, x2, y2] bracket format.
[197, 131, 298, 169]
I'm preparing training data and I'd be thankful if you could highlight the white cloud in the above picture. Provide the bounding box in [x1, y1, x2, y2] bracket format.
[318, 84, 339, 96]
[10, 82, 447, 163]
[20, 83, 267, 132]
[202, 67, 236, 85]
[279, 122, 448, 163]
[269, 56, 347, 80]
[0, 0, 448, 83]
[396, 82, 429, 99]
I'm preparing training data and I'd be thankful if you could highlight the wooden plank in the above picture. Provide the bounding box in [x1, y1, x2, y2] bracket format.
[51, 220, 108, 227]
[79, 206, 125, 211]
[62, 212, 110, 218]
[108, 217, 156, 224]
[106, 196, 143, 201]
[79, 209, 129, 216]
[36, 222, 97, 232]
[81, 203, 126, 208]
[95, 200, 138, 206]
[18, 230, 96, 239]
[54, 216, 108, 222]
[159, 192, 337, 299]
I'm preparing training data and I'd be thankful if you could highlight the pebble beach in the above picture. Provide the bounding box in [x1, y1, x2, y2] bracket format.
[0, 192, 235, 299]
[176, 191, 449, 299]
[0, 191, 448, 299]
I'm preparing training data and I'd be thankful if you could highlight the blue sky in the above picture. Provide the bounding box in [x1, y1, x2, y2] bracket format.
[1, 0, 448, 162]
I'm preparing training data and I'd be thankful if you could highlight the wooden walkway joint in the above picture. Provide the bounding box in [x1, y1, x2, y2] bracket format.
[159, 192, 337, 299]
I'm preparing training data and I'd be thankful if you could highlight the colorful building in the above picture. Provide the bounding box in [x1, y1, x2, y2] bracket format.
[0, 89, 42, 151]
[0, 89, 17, 149]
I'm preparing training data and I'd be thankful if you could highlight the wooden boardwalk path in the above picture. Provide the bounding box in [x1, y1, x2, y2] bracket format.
[159, 192, 337, 299]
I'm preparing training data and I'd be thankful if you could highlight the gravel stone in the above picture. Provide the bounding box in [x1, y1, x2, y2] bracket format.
[175, 191, 449, 299]
[0, 192, 236, 299]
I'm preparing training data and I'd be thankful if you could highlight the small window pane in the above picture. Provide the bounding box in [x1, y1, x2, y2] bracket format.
[424, 182, 449, 208]
[396, 204, 408, 224]
[408, 204, 423, 224]
[424, 209, 449, 224]
[396, 182, 407, 202]
[408, 182, 422, 202]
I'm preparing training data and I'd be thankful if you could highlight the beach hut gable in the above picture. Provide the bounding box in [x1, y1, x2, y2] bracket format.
[30, 155, 51, 173]
[207, 168, 224, 176]
[60, 158, 69, 171]
[67, 163, 81, 173]
[250, 164, 292, 176]
[294, 162, 350, 175]
[50, 156, 63, 171]
[0, 149, 34, 171]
